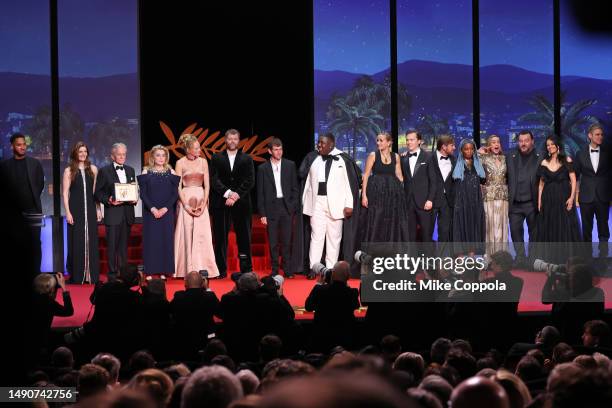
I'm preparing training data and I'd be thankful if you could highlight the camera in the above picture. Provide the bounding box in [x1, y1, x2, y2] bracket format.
[533, 259, 567, 277]
[199, 270, 209, 279]
[64, 326, 86, 345]
[311, 263, 332, 283]
[354, 251, 373, 265]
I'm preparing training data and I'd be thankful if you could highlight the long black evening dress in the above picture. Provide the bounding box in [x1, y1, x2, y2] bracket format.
[66, 168, 100, 284]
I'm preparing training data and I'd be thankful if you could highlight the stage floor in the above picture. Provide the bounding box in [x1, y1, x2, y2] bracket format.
[52, 270, 612, 328]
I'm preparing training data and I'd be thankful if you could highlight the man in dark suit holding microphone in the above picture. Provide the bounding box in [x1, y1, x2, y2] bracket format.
[94, 143, 136, 281]
[575, 123, 610, 254]
[257, 138, 299, 278]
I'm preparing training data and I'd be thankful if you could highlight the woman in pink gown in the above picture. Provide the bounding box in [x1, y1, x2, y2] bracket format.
[174, 134, 219, 278]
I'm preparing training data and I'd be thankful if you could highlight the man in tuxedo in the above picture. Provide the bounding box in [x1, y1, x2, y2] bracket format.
[401, 130, 435, 242]
[506, 130, 542, 268]
[429, 134, 456, 242]
[301, 134, 358, 269]
[257, 138, 299, 278]
[575, 124, 610, 252]
[0, 133, 45, 274]
[210, 129, 255, 278]
[94, 143, 136, 281]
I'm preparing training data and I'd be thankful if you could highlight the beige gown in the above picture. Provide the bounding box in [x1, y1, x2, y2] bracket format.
[174, 156, 219, 277]
[481, 153, 509, 255]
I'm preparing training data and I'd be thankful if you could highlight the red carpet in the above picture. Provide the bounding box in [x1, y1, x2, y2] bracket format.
[52, 270, 612, 328]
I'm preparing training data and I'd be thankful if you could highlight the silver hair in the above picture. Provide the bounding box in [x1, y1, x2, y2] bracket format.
[181, 365, 243, 408]
[111, 142, 127, 153]
[91, 353, 121, 383]
[238, 272, 259, 292]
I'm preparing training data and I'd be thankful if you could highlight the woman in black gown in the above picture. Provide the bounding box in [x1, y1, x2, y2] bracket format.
[452, 139, 486, 245]
[62, 142, 101, 284]
[360, 131, 409, 242]
[137, 145, 180, 278]
[535, 137, 581, 256]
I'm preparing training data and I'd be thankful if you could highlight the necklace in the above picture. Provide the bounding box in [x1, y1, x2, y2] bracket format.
[380, 151, 391, 164]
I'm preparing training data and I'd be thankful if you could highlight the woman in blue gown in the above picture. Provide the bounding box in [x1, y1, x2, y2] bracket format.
[137, 145, 180, 278]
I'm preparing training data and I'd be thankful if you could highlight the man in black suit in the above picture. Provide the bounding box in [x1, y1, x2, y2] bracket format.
[94, 143, 136, 281]
[0, 133, 45, 274]
[575, 124, 610, 252]
[429, 135, 456, 242]
[400, 130, 435, 242]
[305, 261, 360, 351]
[170, 271, 220, 360]
[210, 129, 255, 278]
[0, 133, 45, 273]
[257, 138, 299, 278]
[506, 130, 542, 268]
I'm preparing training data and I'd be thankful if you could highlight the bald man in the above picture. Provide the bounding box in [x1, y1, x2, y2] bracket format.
[170, 271, 219, 360]
[450, 376, 510, 408]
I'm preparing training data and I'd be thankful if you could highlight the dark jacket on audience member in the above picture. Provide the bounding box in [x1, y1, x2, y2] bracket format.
[31, 291, 74, 351]
[305, 281, 360, 351]
[218, 288, 295, 361]
[170, 288, 220, 358]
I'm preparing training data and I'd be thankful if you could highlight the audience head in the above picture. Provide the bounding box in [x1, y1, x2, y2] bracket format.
[406, 388, 443, 408]
[583, 320, 611, 348]
[492, 370, 532, 408]
[74, 388, 156, 408]
[430, 338, 452, 365]
[119, 264, 140, 287]
[259, 372, 418, 408]
[546, 362, 582, 393]
[211, 355, 237, 373]
[535, 325, 561, 347]
[331, 261, 350, 283]
[163, 364, 191, 384]
[147, 279, 167, 298]
[201, 339, 228, 364]
[444, 349, 476, 382]
[569, 263, 596, 297]
[260, 334, 283, 362]
[450, 376, 510, 408]
[261, 359, 315, 391]
[51, 346, 74, 369]
[236, 369, 260, 395]
[91, 353, 121, 385]
[185, 271, 204, 289]
[380, 335, 402, 363]
[515, 355, 542, 382]
[549, 368, 612, 408]
[128, 351, 156, 379]
[181, 365, 243, 408]
[78, 363, 110, 399]
[489, 251, 513, 274]
[419, 375, 453, 408]
[393, 352, 425, 383]
[127, 368, 174, 408]
[33, 273, 58, 298]
[450, 339, 472, 355]
[237, 272, 260, 293]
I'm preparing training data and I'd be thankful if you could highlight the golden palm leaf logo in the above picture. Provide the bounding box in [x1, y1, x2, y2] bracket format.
[144, 121, 273, 164]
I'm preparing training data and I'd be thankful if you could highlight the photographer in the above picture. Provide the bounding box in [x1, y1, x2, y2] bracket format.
[32, 273, 74, 355]
[305, 261, 360, 351]
[79, 264, 144, 359]
[541, 259, 605, 343]
[170, 271, 220, 361]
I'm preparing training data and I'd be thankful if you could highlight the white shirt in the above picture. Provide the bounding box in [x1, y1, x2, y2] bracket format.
[228, 151, 237, 171]
[437, 151, 452, 181]
[224, 151, 238, 198]
[113, 161, 127, 183]
[408, 148, 421, 176]
[271, 160, 283, 198]
[590, 145, 600, 173]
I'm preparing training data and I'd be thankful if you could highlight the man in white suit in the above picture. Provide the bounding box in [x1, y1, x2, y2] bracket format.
[302, 134, 354, 269]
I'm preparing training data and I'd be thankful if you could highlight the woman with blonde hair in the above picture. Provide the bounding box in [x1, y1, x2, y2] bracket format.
[174, 134, 219, 278]
[479, 134, 509, 254]
[63, 141, 101, 284]
[137, 145, 180, 278]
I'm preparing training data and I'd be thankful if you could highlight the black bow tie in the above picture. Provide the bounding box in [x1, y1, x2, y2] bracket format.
[408, 152, 417, 158]
[321, 155, 338, 162]
[591, 149, 599, 153]
[115, 165, 124, 171]
[440, 156, 449, 160]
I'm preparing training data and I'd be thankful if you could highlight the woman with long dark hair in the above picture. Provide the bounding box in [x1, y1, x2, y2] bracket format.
[535, 136, 581, 244]
[62, 141, 101, 284]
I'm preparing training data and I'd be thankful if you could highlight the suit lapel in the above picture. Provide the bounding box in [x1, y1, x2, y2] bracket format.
[110, 164, 120, 183]
[280, 159, 289, 197]
[582, 148, 596, 174]
[413, 151, 425, 176]
[266, 160, 276, 194]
